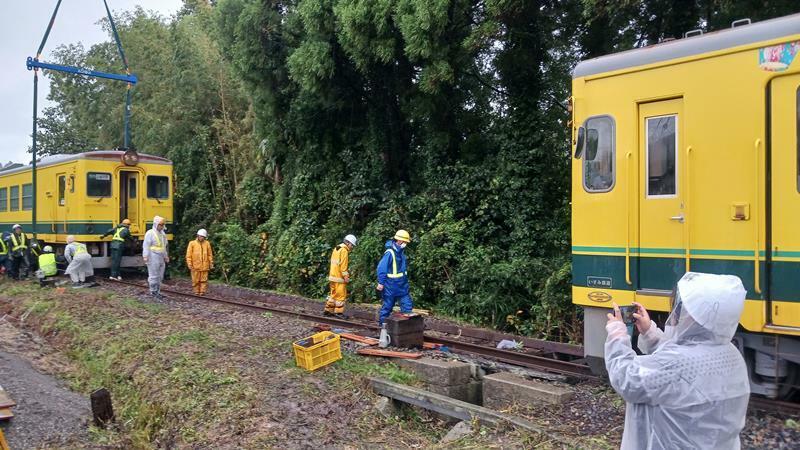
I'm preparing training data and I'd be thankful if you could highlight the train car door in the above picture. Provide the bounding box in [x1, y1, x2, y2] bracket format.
[119, 171, 140, 234]
[55, 173, 67, 235]
[638, 99, 686, 292]
[769, 74, 800, 327]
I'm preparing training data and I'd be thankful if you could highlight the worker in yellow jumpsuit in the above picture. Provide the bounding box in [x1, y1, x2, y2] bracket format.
[325, 234, 357, 317]
[186, 229, 213, 295]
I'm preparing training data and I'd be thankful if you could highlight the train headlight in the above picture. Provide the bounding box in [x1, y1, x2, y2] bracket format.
[122, 149, 139, 166]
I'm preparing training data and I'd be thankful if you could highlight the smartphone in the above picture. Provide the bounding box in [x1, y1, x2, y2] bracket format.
[619, 305, 635, 325]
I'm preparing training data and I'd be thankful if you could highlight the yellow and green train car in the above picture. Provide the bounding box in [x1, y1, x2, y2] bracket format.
[0, 150, 174, 268]
[571, 14, 800, 398]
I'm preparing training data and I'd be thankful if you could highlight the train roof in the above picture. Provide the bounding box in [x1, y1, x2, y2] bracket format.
[0, 150, 172, 177]
[573, 13, 800, 78]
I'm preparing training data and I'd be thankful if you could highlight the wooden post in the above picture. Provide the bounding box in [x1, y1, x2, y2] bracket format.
[90, 388, 115, 428]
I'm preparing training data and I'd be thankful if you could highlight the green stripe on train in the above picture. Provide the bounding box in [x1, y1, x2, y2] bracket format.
[571, 254, 791, 301]
[573, 246, 768, 257]
[0, 222, 113, 235]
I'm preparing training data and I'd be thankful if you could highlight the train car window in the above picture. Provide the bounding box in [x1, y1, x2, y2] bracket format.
[22, 184, 33, 210]
[10, 186, 19, 211]
[58, 176, 66, 206]
[646, 115, 677, 197]
[129, 177, 137, 199]
[69, 175, 75, 193]
[147, 176, 169, 199]
[0, 187, 6, 212]
[582, 115, 615, 192]
[87, 172, 112, 197]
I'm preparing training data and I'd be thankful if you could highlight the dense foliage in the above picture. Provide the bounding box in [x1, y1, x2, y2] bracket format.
[33, 0, 799, 342]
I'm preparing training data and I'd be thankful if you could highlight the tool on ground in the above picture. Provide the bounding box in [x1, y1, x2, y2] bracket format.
[379, 323, 391, 348]
[357, 348, 422, 359]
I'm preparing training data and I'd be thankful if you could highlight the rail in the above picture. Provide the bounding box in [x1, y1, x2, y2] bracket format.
[104, 279, 596, 379]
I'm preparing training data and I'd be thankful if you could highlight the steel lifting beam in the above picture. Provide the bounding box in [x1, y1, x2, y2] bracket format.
[26, 57, 138, 84]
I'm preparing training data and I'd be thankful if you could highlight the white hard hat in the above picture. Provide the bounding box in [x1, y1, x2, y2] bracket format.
[197, 229, 208, 238]
[344, 234, 357, 246]
[43, 245, 53, 252]
[12, 224, 21, 230]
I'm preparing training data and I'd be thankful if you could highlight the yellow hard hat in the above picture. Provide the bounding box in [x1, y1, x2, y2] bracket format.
[121, 219, 131, 226]
[393, 229, 411, 243]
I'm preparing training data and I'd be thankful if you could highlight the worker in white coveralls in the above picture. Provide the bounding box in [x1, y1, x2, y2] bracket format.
[142, 216, 169, 300]
[64, 235, 94, 287]
[605, 272, 750, 449]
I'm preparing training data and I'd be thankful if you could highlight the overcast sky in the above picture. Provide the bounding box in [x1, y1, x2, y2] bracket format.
[0, 0, 183, 165]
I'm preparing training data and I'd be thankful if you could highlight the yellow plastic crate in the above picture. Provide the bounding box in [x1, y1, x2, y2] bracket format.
[293, 331, 342, 371]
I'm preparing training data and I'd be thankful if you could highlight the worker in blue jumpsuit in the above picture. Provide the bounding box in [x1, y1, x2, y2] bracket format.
[376, 230, 413, 325]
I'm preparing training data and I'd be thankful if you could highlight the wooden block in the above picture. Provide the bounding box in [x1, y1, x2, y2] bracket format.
[0, 408, 13, 420]
[90, 388, 115, 428]
[0, 391, 16, 409]
[339, 333, 379, 346]
[357, 348, 422, 359]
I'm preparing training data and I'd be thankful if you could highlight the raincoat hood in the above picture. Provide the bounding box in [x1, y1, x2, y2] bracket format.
[152, 216, 165, 232]
[385, 239, 404, 252]
[674, 272, 746, 344]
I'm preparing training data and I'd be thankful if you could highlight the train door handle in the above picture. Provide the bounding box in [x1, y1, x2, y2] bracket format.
[670, 214, 685, 223]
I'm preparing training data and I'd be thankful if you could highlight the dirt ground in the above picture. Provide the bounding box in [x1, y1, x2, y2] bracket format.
[0, 320, 91, 449]
[0, 278, 798, 449]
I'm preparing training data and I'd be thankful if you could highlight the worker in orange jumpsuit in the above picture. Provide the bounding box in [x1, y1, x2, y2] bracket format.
[324, 234, 357, 317]
[185, 229, 214, 295]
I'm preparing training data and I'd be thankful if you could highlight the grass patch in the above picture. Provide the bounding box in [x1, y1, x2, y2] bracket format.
[2, 285, 258, 448]
[332, 352, 418, 385]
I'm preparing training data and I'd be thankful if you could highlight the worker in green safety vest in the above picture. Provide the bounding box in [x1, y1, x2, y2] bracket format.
[0, 232, 9, 276]
[5, 224, 30, 280]
[36, 245, 58, 286]
[100, 219, 133, 280]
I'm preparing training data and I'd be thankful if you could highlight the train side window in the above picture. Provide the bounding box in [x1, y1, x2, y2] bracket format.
[69, 175, 75, 193]
[22, 183, 33, 210]
[129, 177, 137, 199]
[0, 187, 6, 212]
[582, 115, 615, 192]
[796, 87, 800, 192]
[147, 176, 169, 199]
[10, 186, 19, 211]
[646, 115, 677, 197]
[87, 172, 112, 197]
[58, 176, 66, 206]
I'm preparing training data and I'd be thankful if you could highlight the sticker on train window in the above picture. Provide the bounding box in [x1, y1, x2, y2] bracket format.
[587, 276, 613, 288]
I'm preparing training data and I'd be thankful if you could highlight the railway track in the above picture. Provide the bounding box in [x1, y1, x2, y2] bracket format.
[103, 279, 597, 379]
[99, 278, 800, 412]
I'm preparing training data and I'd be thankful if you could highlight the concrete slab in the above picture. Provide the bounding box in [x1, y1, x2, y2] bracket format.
[483, 372, 573, 407]
[397, 357, 472, 386]
[427, 380, 482, 405]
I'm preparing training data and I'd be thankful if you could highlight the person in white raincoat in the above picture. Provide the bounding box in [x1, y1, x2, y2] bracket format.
[64, 235, 94, 286]
[142, 216, 169, 299]
[605, 272, 750, 449]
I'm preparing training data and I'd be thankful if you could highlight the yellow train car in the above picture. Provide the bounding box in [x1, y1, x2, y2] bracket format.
[571, 14, 800, 398]
[0, 150, 174, 268]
